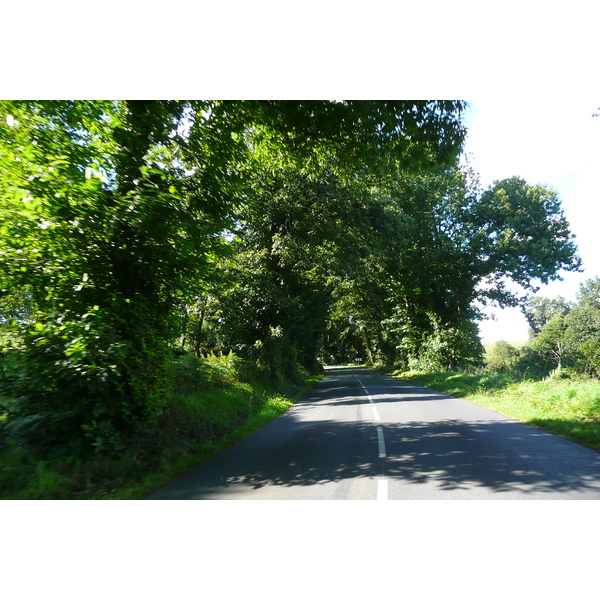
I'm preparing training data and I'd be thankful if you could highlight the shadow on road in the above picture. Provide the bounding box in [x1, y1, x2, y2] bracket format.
[148, 407, 600, 498]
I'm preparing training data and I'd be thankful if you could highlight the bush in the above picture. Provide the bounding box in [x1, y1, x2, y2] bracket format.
[486, 340, 520, 372]
[237, 326, 308, 394]
[172, 351, 239, 395]
[0, 307, 173, 457]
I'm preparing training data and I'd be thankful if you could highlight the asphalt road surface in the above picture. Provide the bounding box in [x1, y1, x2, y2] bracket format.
[145, 366, 600, 500]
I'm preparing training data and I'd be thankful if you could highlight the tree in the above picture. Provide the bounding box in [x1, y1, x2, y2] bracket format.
[0, 100, 205, 452]
[488, 340, 521, 371]
[524, 278, 600, 378]
[563, 277, 600, 376]
[531, 311, 570, 370]
[575, 276, 600, 308]
[326, 169, 581, 370]
[203, 161, 385, 378]
[473, 177, 581, 298]
[190, 102, 468, 378]
[410, 320, 484, 371]
[523, 296, 573, 336]
[0, 100, 468, 452]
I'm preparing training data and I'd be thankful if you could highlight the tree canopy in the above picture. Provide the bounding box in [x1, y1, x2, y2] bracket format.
[0, 99, 584, 455]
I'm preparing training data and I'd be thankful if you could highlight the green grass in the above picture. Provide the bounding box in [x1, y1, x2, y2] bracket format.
[117, 378, 318, 500]
[482, 339, 530, 355]
[0, 357, 323, 500]
[383, 368, 600, 452]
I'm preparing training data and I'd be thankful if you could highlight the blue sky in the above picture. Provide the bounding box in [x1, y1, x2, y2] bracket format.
[461, 98, 600, 343]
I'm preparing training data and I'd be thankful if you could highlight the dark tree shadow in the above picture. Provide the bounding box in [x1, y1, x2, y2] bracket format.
[147, 409, 600, 499]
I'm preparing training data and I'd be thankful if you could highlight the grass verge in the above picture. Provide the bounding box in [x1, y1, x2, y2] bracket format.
[380, 368, 600, 452]
[0, 356, 322, 500]
[121, 376, 320, 500]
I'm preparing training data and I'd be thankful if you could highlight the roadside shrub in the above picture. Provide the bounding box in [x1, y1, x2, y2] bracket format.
[409, 324, 484, 372]
[0, 307, 173, 456]
[172, 351, 239, 396]
[239, 326, 307, 394]
[486, 340, 520, 372]
[575, 339, 600, 378]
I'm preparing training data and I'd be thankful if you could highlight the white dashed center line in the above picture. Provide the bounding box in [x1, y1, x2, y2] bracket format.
[356, 375, 388, 500]
[377, 426, 386, 458]
[356, 376, 380, 420]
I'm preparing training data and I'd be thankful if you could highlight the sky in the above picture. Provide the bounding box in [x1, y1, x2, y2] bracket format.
[461, 98, 600, 343]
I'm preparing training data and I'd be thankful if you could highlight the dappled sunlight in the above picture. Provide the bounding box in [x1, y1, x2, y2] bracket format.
[150, 414, 600, 499]
[146, 366, 600, 499]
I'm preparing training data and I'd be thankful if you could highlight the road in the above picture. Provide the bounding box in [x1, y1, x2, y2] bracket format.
[145, 366, 600, 499]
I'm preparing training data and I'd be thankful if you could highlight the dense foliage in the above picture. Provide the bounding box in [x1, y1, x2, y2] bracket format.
[479, 277, 600, 380]
[0, 99, 588, 471]
[0, 100, 469, 456]
[319, 168, 581, 369]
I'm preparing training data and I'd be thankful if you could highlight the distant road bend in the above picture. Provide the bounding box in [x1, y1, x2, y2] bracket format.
[146, 366, 600, 500]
